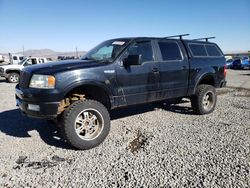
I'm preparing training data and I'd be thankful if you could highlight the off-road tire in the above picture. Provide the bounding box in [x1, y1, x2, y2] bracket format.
[61, 100, 110, 150]
[191, 84, 217, 115]
[7, 72, 19, 83]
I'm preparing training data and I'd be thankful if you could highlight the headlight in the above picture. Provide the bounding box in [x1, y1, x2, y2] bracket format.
[29, 74, 56, 89]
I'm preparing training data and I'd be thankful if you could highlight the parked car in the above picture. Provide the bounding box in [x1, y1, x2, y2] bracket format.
[230, 59, 242, 69]
[0, 57, 50, 83]
[58, 56, 75, 60]
[226, 59, 233, 68]
[241, 59, 250, 69]
[16, 36, 226, 150]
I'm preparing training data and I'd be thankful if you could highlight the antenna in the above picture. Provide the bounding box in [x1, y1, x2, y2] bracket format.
[75, 46, 78, 59]
[165, 34, 190, 40]
[193, 37, 215, 42]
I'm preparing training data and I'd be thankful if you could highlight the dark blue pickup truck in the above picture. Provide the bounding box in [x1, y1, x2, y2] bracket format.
[15, 35, 227, 149]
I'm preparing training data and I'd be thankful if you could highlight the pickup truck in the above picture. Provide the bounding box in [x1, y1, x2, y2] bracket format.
[8, 54, 25, 64]
[0, 57, 51, 83]
[15, 36, 227, 150]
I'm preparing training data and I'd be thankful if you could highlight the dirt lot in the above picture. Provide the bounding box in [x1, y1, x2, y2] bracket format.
[0, 70, 249, 187]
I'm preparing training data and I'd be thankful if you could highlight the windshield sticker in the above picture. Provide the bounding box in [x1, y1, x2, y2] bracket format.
[112, 41, 125, 45]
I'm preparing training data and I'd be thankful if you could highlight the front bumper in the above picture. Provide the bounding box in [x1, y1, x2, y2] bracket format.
[15, 86, 60, 119]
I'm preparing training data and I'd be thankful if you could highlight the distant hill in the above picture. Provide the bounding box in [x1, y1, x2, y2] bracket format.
[17, 49, 87, 60]
[18, 49, 56, 56]
[0, 49, 87, 60]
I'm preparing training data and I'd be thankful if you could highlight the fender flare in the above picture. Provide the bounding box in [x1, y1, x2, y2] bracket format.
[61, 80, 114, 107]
[192, 71, 216, 95]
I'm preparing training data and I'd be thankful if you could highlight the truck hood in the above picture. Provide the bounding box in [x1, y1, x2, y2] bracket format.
[0, 64, 23, 70]
[23, 59, 109, 75]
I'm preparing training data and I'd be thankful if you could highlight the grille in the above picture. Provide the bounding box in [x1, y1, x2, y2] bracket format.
[19, 71, 31, 89]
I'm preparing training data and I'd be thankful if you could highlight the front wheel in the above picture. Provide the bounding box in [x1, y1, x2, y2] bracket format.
[191, 84, 217, 115]
[60, 100, 110, 150]
[7, 73, 19, 83]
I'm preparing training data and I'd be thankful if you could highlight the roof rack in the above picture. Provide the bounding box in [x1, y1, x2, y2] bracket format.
[165, 34, 190, 40]
[193, 37, 215, 42]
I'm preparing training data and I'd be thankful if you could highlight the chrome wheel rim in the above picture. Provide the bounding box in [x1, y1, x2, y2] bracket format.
[202, 91, 214, 111]
[10, 74, 18, 82]
[74, 108, 104, 140]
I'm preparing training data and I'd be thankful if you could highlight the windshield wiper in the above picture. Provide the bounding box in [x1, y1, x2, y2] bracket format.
[82, 57, 95, 61]
[98, 59, 112, 63]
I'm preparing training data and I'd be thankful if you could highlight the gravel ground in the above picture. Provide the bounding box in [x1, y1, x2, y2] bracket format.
[226, 69, 250, 89]
[0, 70, 250, 187]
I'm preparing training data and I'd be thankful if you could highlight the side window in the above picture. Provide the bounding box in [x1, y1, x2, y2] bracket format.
[39, 59, 45, 63]
[31, 59, 38, 65]
[189, 44, 207, 57]
[127, 41, 153, 64]
[206, 45, 222, 56]
[13, 56, 18, 60]
[158, 41, 182, 61]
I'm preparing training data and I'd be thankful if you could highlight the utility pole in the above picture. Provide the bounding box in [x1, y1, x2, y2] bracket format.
[75, 46, 78, 59]
[22, 46, 25, 56]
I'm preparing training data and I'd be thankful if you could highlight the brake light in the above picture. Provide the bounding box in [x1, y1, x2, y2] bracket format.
[224, 64, 227, 77]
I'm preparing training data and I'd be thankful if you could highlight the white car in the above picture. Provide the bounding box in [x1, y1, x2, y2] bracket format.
[0, 57, 51, 83]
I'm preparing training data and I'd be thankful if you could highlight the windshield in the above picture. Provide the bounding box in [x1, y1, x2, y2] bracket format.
[81, 39, 130, 62]
[18, 58, 28, 65]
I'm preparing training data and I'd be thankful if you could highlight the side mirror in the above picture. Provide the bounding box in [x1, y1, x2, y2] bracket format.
[123, 55, 141, 67]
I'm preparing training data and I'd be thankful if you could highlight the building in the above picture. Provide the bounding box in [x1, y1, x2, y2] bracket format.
[224, 51, 250, 59]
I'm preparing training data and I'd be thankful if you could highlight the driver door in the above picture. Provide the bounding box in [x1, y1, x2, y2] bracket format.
[115, 40, 160, 106]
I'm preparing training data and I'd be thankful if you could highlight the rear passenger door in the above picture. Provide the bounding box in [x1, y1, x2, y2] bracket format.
[155, 39, 189, 99]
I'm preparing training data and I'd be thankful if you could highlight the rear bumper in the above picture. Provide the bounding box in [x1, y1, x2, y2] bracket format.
[15, 86, 60, 119]
[241, 65, 250, 69]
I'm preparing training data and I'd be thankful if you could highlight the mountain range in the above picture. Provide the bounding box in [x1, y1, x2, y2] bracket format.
[0, 49, 86, 60]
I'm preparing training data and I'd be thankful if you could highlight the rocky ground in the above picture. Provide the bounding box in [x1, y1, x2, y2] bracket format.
[0, 70, 249, 187]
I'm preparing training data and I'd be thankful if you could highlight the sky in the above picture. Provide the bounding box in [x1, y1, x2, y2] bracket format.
[0, 0, 249, 53]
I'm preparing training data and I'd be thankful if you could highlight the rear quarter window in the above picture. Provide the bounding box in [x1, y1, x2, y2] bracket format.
[158, 41, 182, 61]
[189, 44, 207, 57]
[205, 45, 222, 56]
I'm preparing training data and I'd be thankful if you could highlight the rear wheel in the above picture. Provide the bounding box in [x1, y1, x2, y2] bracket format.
[8, 73, 19, 83]
[191, 84, 217, 115]
[60, 100, 110, 150]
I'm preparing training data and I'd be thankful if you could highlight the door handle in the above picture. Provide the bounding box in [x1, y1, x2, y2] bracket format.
[152, 68, 159, 73]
